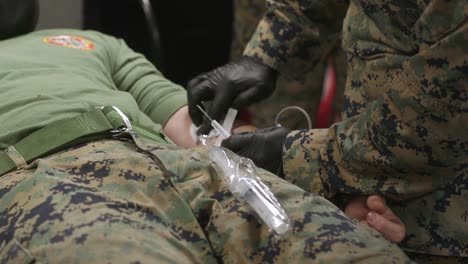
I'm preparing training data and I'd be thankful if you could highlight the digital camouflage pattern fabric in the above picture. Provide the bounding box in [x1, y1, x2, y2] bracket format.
[243, 0, 467, 259]
[231, 0, 347, 129]
[0, 136, 412, 263]
[0, 27, 409, 263]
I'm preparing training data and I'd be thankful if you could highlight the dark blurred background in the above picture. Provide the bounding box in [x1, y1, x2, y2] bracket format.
[36, 0, 234, 87]
[82, 0, 233, 87]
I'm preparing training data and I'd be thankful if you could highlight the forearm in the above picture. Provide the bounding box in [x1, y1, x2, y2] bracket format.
[283, 5, 467, 201]
[284, 70, 467, 200]
[163, 105, 197, 148]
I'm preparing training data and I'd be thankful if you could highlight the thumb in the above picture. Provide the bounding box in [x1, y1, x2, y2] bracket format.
[366, 195, 406, 243]
[366, 195, 387, 214]
[221, 132, 253, 153]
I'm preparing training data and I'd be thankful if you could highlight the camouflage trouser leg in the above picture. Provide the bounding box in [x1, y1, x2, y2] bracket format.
[0, 139, 410, 263]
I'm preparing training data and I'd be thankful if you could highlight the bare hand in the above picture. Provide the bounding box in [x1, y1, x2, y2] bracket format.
[344, 195, 406, 243]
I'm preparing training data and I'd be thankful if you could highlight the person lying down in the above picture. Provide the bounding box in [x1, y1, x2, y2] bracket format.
[0, 3, 410, 261]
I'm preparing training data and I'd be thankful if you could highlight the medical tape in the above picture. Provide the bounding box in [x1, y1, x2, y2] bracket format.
[215, 108, 238, 146]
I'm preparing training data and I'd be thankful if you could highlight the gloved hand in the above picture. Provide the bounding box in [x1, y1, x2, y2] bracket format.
[187, 56, 278, 135]
[221, 126, 291, 177]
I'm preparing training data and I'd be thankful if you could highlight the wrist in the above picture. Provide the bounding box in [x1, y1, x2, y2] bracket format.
[283, 129, 327, 195]
[239, 55, 279, 76]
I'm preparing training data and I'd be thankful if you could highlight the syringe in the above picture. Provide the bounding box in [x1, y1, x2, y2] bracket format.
[208, 146, 291, 236]
[196, 105, 290, 236]
[196, 105, 231, 139]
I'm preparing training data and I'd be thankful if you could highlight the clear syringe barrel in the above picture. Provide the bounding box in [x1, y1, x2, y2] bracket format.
[208, 145, 290, 236]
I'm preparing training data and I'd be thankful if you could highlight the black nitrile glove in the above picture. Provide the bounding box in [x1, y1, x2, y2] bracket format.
[221, 126, 291, 177]
[187, 56, 278, 135]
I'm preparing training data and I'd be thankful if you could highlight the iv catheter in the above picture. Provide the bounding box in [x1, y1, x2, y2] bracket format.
[196, 105, 231, 139]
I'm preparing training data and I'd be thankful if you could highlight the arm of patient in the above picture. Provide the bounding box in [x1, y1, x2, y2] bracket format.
[163, 105, 257, 148]
[162, 106, 196, 147]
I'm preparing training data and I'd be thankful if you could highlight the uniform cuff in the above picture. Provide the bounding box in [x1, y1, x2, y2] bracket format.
[282, 129, 329, 195]
[147, 91, 188, 127]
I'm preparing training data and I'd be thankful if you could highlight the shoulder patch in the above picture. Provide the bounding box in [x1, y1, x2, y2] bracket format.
[43, 35, 95, 50]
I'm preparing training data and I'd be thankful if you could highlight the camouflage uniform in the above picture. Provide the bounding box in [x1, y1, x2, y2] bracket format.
[243, 0, 467, 260]
[231, 0, 347, 129]
[0, 28, 409, 263]
[0, 134, 411, 263]
[0, 28, 412, 262]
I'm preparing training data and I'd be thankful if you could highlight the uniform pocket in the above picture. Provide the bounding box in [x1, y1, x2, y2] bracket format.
[416, 1, 466, 42]
[0, 239, 35, 264]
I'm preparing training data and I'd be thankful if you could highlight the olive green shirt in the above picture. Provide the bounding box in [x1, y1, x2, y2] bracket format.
[0, 29, 187, 149]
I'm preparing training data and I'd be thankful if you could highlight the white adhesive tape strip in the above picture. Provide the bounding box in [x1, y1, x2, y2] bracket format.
[215, 108, 238, 146]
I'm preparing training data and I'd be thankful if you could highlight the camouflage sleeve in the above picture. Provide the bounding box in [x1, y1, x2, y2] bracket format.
[242, 0, 348, 78]
[282, 21, 468, 200]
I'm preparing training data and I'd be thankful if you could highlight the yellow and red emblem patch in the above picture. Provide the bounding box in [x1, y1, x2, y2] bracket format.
[43, 35, 95, 50]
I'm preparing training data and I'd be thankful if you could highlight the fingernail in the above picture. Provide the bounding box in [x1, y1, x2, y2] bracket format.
[367, 212, 376, 223]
